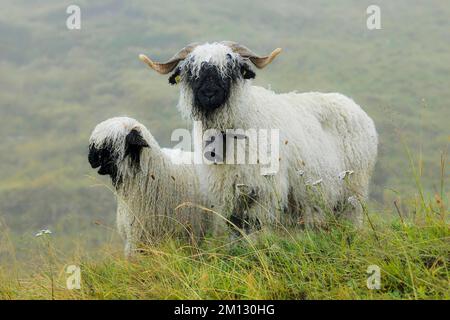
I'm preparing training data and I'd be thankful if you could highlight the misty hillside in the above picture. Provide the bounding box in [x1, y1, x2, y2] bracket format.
[0, 0, 448, 247]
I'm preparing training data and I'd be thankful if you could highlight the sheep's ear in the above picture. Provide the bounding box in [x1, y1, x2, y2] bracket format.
[168, 67, 181, 85]
[126, 129, 149, 148]
[240, 64, 255, 80]
[125, 129, 149, 164]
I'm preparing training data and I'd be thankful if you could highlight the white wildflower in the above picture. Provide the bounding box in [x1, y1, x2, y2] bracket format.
[35, 229, 52, 237]
[338, 170, 354, 180]
[306, 178, 323, 186]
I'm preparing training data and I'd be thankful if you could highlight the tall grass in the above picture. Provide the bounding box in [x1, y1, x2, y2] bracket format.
[0, 149, 448, 300]
[0, 198, 448, 299]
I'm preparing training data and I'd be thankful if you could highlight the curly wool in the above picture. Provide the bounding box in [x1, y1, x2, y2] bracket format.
[175, 43, 378, 228]
[90, 117, 212, 256]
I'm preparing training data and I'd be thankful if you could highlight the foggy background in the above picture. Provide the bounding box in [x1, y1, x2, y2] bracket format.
[0, 0, 448, 256]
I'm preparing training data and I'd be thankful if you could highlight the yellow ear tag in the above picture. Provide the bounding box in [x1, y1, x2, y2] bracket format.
[242, 70, 247, 77]
[175, 75, 181, 83]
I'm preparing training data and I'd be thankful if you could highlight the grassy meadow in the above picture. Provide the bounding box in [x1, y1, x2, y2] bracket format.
[0, 0, 448, 299]
[0, 195, 448, 299]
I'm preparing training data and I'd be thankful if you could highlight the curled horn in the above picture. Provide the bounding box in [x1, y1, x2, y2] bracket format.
[221, 41, 282, 69]
[139, 42, 200, 74]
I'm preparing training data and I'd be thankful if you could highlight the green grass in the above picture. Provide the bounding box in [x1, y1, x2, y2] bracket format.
[1, 203, 448, 300]
[0, 0, 448, 300]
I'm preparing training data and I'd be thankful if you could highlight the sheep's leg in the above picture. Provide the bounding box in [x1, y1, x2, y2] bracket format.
[228, 185, 261, 236]
[116, 200, 141, 257]
[338, 196, 363, 227]
[302, 205, 327, 229]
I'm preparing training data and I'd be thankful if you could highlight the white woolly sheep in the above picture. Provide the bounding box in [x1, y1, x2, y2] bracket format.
[139, 41, 378, 230]
[88, 117, 212, 256]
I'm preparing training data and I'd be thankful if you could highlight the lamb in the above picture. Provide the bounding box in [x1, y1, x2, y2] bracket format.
[88, 117, 212, 256]
[138, 41, 378, 231]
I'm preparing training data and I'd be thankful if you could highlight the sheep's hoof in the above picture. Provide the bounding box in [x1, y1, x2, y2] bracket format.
[228, 213, 261, 236]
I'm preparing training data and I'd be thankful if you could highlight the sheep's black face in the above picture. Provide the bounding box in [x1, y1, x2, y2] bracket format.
[169, 53, 257, 118]
[191, 63, 232, 113]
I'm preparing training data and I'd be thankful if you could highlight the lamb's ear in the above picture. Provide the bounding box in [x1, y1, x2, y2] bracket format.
[126, 129, 149, 148]
[168, 67, 181, 85]
[125, 129, 149, 164]
[240, 64, 255, 80]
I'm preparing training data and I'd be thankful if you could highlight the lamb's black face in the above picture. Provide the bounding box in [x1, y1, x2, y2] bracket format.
[192, 63, 231, 113]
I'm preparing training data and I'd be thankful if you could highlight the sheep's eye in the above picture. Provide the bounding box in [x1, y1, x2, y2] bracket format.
[240, 64, 256, 80]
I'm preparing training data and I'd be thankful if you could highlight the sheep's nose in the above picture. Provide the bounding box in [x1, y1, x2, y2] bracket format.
[203, 89, 217, 99]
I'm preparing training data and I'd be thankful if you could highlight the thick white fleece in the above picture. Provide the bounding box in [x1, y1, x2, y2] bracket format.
[175, 43, 378, 227]
[90, 117, 211, 256]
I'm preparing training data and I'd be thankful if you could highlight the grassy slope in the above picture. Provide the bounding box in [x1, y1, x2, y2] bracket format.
[0, 0, 449, 240]
[0, 198, 448, 300]
[0, 0, 449, 300]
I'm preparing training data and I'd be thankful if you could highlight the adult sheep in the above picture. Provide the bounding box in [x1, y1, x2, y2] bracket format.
[139, 41, 378, 231]
[88, 117, 211, 256]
